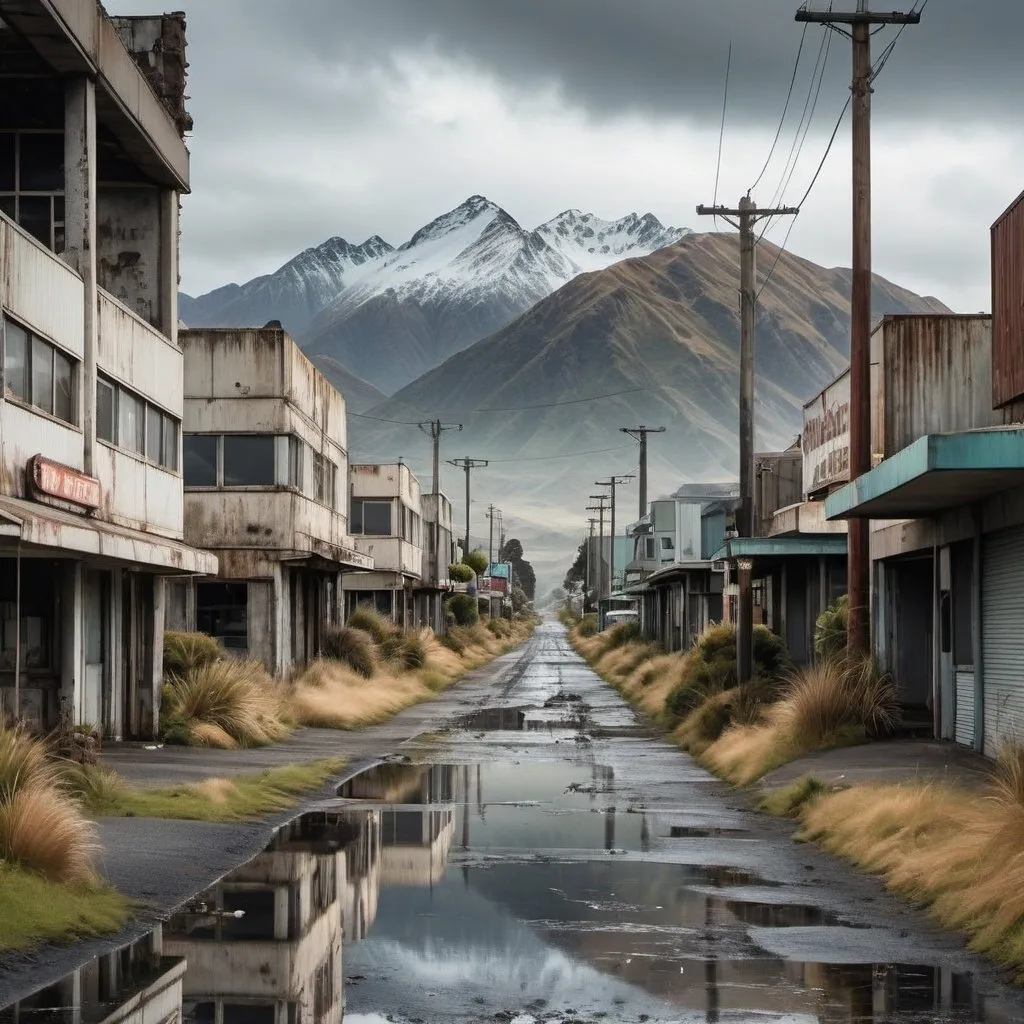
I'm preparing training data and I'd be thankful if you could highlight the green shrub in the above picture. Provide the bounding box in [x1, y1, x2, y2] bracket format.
[577, 613, 599, 638]
[815, 595, 849, 660]
[462, 551, 488, 576]
[321, 626, 376, 678]
[666, 622, 790, 723]
[346, 605, 396, 645]
[486, 618, 511, 638]
[440, 631, 465, 654]
[448, 563, 474, 583]
[163, 631, 221, 680]
[446, 593, 479, 627]
[602, 620, 641, 650]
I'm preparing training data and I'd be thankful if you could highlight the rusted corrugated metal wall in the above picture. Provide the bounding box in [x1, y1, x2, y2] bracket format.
[992, 189, 1024, 408]
[882, 315, 996, 455]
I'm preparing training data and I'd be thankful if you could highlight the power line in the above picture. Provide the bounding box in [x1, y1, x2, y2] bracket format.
[474, 387, 646, 413]
[711, 40, 732, 229]
[348, 410, 420, 425]
[749, 20, 809, 194]
[484, 444, 636, 465]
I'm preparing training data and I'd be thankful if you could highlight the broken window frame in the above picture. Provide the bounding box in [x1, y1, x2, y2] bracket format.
[350, 499, 393, 536]
[0, 129, 66, 253]
[1, 315, 77, 426]
[311, 450, 339, 508]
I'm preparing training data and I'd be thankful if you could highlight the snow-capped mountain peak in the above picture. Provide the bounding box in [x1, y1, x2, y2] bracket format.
[535, 209, 689, 271]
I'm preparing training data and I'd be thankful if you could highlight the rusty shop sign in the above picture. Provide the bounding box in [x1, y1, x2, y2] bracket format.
[802, 372, 850, 495]
[28, 455, 101, 510]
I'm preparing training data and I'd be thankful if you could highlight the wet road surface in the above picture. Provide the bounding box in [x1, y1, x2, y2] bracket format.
[4, 622, 1024, 1023]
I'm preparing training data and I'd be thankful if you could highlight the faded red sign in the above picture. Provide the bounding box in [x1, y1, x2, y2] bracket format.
[28, 455, 101, 510]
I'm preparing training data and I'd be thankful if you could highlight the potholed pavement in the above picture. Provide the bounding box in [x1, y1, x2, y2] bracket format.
[3, 622, 1023, 1023]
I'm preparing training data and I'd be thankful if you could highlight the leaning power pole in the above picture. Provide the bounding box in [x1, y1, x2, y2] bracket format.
[447, 456, 488, 556]
[419, 419, 462, 589]
[697, 196, 798, 686]
[620, 426, 665, 520]
[595, 474, 635, 595]
[795, 0, 921, 653]
[586, 495, 609, 604]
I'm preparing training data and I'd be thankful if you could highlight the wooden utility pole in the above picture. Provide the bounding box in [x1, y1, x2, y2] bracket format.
[418, 419, 462, 596]
[447, 456, 488, 556]
[697, 196, 797, 684]
[486, 504, 501, 617]
[620, 425, 665, 519]
[596, 474, 635, 595]
[586, 495, 609, 605]
[587, 517, 598, 610]
[795, 0, 921, 653]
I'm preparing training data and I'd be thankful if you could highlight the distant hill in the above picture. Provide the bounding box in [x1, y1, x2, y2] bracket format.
[307, 355, 387, 415]
[347, 232, 948, 592]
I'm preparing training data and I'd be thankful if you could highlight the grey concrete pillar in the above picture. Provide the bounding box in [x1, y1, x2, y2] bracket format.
[63, 78, 98, 475]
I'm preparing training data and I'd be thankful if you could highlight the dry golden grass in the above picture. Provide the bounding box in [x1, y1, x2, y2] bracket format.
[0, 722, 99, 884]
[163, 659, 292, 748]
[787, 744, 1024, 975]
[701, 658, 898, 785]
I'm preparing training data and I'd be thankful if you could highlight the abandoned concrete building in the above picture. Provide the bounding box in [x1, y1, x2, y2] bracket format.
[343, 463, 455, 629]
[0, 3, 217, 738]
[168, 326, 373, 674]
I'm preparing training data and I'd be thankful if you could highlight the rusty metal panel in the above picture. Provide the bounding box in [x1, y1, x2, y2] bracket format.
[881, 314, 997, 455]
[754, 449, 802, 532]
[992, 189, 1024, 408]
[2, 216, 85, 356]
[98, 289, 182, 414]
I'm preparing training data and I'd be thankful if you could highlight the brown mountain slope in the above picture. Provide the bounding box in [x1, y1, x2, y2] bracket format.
[347, 233, 947, 589]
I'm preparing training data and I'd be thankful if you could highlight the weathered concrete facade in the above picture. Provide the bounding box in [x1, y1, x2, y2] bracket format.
[343, 463, 451, 628]
[169, 327, 372, 674]
[0, 2, 215, 738]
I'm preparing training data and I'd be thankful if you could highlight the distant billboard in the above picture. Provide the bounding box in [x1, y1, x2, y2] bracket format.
[802, 370, 850, 496]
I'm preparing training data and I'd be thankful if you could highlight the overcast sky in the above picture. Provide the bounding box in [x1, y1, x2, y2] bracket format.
[116, 0, 1022, 311]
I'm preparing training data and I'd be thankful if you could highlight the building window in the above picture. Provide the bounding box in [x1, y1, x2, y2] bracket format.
[288, 436, 304, 489]
[2, 317, 76, 425]
[400, 506, 421, 545]
[183, 435, 218, 486]
[0, 131, 65, 252]
[96, 374, 178, 470]
[223, 435, 275, 486]
[196, 582, 248, 652]
[312, 451, 338, 507]
[661, 536, 674, 550]
[351, 499, 392, 535]
[645, 537, 656, 559]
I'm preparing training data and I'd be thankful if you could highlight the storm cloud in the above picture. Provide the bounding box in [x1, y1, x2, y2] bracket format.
[110, 0, 1023, 312]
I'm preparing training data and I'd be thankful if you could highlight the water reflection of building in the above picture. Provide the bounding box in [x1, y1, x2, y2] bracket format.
[163, 812, 373, 1024]
[0, 933, 184, 1024]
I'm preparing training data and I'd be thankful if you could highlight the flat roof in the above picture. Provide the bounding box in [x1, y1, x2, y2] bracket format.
[711, 535, 848, 560]
[824, 428, 1024, 520]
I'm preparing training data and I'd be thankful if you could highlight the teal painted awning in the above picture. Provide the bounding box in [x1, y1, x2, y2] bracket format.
[825, 428, 1024, 520]
[711, 535, 848, 561]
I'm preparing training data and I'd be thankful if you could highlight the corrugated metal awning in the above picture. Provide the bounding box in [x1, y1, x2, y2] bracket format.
[825, 428, 1024, 520]
[711, 536, 848, 560]
[0, 494, 218, 576]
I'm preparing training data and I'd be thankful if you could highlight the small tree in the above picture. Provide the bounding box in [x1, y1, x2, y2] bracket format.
[448, 563, 474, 583]
[510, 584, 528, 613]
[462, 550, 488, 576]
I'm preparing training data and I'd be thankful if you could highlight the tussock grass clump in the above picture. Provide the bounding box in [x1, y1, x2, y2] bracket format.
[346, 605, 396, 645]
[162, 659, 291, 749]
[703, 655, 900, 785]
[163, 630, 221, 679]
[321, 625, 377, 678]
[576, 613, 599, 638]
[0, 723, 98, 884]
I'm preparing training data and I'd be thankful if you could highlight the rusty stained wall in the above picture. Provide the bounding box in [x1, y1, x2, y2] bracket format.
[992, 189, 1024, 409]
[881, 314, 999, 456]
[754, 449, 802, 534]
[97, 186, 166, 330]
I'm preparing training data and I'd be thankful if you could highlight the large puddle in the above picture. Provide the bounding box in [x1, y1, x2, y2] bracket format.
[2, 728, 1021, 1023]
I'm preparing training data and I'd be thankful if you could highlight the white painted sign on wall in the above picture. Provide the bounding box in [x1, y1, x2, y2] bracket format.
[802, 370, 850, 496]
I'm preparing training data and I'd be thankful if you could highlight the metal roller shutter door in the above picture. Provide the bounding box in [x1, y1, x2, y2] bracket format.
[981, 528, 1024, 758]
[955, 670, 975, 748]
